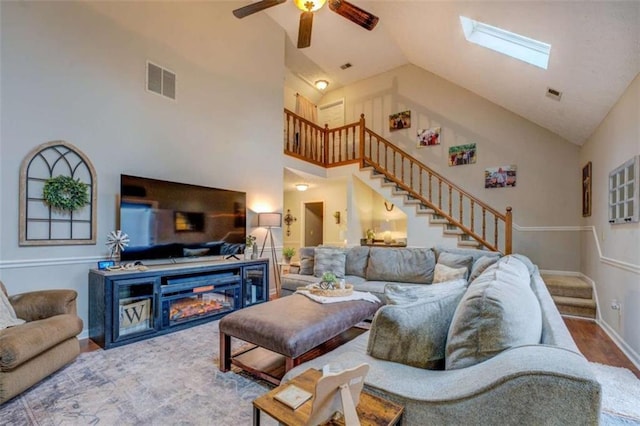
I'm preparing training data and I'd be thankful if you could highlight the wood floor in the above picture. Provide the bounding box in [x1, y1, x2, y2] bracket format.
[563, 317, 640, 378]
[81, 317, 639, 379]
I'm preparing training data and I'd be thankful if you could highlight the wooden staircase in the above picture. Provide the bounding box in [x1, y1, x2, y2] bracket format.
[283, 109, 512, 254]
[541, 274, 597, 319]
[365, 170, 484, 249]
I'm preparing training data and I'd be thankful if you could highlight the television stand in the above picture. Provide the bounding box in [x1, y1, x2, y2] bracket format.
[89, 258, 269, 349]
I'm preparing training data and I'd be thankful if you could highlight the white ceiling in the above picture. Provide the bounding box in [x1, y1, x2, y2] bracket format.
[258, 0, 640, 146]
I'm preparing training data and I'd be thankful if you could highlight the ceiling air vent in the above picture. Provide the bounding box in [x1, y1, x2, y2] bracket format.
[340, 63, 352, 70]
[546, 87, 562, 101]
[147, 61, 176, 100]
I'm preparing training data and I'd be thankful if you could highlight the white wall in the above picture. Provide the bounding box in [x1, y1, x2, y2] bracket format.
[579, 73, 640, 365]
[317, 64, 582, 270]
[0, 1, 285, 335]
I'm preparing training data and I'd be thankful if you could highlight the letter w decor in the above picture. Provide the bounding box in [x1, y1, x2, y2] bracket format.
[121, 299, 150, 329]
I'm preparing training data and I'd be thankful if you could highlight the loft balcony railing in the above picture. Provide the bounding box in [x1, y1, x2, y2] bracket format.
[284, 108, 512, 254]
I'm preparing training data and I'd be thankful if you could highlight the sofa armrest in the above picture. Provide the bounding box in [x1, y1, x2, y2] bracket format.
[283, 334, 601, 425]
[10, 290, 78, 322]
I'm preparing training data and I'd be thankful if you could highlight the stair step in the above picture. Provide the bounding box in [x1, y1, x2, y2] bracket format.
[443, 227, 464, 235]
[417, 206, 435, 215]
[430, 218, 450, 225]
[404, 198, 422, 205]
[457, 239, 482, 248]
[552, 295, 597, 319]
[542, 275, 593, 299]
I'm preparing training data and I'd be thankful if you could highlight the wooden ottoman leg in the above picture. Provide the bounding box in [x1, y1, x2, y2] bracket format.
[285, 356, 295, 373]
[220, 332, 231, 372]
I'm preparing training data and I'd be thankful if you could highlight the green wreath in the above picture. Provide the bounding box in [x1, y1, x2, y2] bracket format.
[42, 175, 89, 212]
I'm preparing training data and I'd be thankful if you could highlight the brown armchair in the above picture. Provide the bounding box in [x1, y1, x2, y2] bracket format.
[0, 280, 83, 404]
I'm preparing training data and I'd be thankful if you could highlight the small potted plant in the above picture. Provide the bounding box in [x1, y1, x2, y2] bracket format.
[282, 247, 296, 264]
[319, 271, 337, 290]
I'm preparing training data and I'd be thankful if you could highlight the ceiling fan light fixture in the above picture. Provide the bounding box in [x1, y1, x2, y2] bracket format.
[314, 80, 329, 90]
[295, 183, 309, 191]
[294, 0, 327, 12]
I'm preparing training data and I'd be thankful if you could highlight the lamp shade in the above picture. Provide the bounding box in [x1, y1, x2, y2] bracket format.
[258, 212, 282, 228]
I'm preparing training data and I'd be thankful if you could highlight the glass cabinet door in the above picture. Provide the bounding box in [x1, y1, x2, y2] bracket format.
[243, 264, 267, 307]
[113, 277, 159, 342]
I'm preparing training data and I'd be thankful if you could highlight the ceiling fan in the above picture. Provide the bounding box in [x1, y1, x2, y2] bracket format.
[233, 0, 379, 49]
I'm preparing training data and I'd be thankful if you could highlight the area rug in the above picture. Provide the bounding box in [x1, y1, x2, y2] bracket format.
[591, 362, 640, 425]
[1, 320, 639, 425]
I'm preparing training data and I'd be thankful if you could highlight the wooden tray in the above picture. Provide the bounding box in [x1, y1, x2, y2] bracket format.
[309, 284, 353, 297]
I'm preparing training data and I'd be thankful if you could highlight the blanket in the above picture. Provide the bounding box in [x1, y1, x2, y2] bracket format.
[0, 289, 25, 330]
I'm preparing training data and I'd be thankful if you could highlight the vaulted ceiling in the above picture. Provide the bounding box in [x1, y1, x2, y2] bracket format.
[253, 1, 639, 146]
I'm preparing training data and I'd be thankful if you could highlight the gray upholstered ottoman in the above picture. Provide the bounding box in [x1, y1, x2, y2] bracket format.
[219, 293, 381, 384]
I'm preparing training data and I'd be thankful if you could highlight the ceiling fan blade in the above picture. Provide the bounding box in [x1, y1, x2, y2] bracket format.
[297, 11, 314, 49]
[328, 0, 379, 31]
[232, 0, 287, 19]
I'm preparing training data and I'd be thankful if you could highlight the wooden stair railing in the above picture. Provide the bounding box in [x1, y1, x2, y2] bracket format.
[283, 110, 512, 254]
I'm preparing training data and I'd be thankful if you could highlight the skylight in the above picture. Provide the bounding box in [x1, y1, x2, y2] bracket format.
[460, 16, 551, 70]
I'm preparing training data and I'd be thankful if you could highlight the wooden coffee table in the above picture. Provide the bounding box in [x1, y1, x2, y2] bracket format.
[252, 368, 404, 426]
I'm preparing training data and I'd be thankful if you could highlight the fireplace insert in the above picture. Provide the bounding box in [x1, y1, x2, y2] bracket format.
[160, 271, 241, 329]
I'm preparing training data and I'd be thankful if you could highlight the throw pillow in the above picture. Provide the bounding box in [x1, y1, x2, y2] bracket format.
[384, 279, 468, 305]
[468, 255, 500, 283]
[298, 247, 315, 275]
[366, 247, 436, 284]
[367, 288, 466, 369]
[433, 263, 468, 283]
[345, 246, 370, 278]
[445, 256, 542, 370]
[313, 247, 346, 278]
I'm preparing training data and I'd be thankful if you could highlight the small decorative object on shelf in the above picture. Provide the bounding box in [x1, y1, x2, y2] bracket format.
[42, 175, 89, 212]
[106, 230, 129, 261]
[282, 247, 296, 264]
[365, 228, 375, 245]
[245, 234, 257, 259]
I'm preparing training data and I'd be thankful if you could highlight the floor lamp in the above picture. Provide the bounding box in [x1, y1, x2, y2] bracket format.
[258, 212, 282, 295]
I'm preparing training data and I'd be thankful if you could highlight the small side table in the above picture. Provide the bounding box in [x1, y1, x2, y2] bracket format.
[253, 368, 403, 426]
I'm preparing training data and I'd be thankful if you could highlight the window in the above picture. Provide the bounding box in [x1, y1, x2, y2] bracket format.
[460, 16, 551, 70]
[609, 156, 640, 224]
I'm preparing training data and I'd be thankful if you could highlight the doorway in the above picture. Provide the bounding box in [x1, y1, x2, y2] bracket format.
[304, 202, 324, 247]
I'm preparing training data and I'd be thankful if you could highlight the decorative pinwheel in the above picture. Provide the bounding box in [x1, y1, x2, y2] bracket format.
[106, 230, 129, 259]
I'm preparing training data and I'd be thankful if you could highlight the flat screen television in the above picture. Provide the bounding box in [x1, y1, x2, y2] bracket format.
[119, 174, 246, 262]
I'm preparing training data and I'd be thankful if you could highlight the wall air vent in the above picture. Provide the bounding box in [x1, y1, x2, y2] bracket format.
[146, 61, 176, 100]
[546, 87, 562, 101]
[340, 63, 352, 70]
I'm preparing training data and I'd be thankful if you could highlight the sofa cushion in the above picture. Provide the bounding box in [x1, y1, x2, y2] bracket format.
[313, 247, 346, 278]
[433, 264, 468, 283]
[468, 255, 500, 283]
[366, 247, 435, 284]
[445, 256, 542, 370]
[367, 288, 466, 369]
[434, 246, 502, 265]
[436, 252, 473, 274]
[345, 246, 370, 278]
[298, 247, 315, 275]
[0, 314, 83, 371]
[384, 279, 467, 305]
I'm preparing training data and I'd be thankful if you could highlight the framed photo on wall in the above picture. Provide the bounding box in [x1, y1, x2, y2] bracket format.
[582, 161, 592, 217]
[448, 143, 476, 166]
[417, 127, 441, 147]
[389, 110, 411, 131]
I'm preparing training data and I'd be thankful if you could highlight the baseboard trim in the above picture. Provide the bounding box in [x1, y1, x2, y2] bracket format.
[597, 318, 640, 371]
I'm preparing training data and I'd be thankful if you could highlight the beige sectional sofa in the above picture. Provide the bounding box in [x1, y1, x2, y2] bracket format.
[281, 246, 602, 425]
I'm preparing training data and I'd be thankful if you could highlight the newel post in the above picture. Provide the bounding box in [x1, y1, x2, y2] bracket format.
[505, 207, 513, 255]
[358, 114, 366, 167]
[323, 123, 329, 165]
